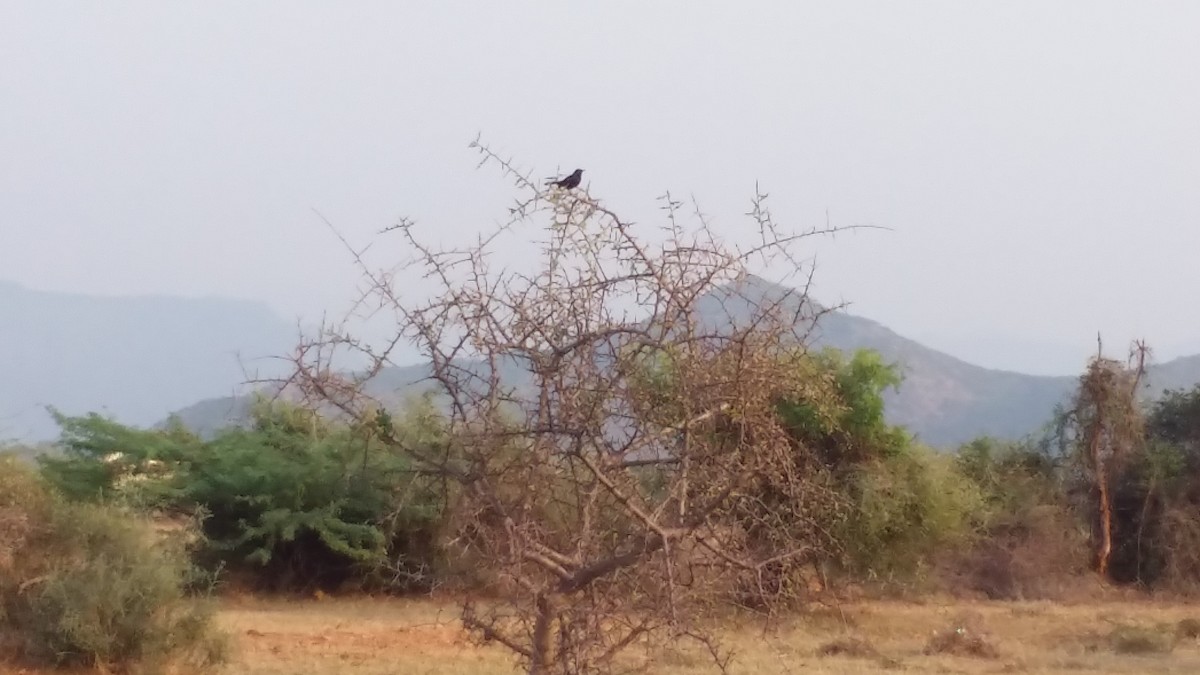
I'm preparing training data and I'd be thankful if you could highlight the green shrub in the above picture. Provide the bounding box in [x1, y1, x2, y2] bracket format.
[775, 348, 910, 467]
[0, 458, 227, 671]
[38, 408, 199, 504]
[950, 437, 1090, 599]
[773, 349, 985, 584]
[838, 445, 983, 583]
[40, 398, 450, 593]
[646, 346, 991, 598]
[1, 455, 56, 621]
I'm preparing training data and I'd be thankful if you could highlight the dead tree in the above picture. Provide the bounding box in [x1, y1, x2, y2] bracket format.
[284, 138, 865, 674]
[1068, 337, 1150, 579]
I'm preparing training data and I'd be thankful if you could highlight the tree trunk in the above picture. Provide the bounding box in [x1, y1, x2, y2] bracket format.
[529, 592, 558, 674]
[1093, 432, 1113, 578]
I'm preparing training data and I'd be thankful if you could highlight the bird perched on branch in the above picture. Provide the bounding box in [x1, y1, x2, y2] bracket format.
[546, 168, 583, 190]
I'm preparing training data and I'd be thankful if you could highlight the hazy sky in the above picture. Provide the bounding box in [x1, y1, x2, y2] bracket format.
[3, 1, 1199, 375]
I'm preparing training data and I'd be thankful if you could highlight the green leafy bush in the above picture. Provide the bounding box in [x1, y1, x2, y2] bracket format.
[0, 457, 226, 671]
[772, 349, 982, 585]
[39, 398, 450, 593]
[776, 348, 911, 466]
[838, 445, 983, 583]
[642, 346, 985, 599]
[1121, 386, 1200, 588]
[949, 437, 1090, 599]
[38, 408, 199, 504]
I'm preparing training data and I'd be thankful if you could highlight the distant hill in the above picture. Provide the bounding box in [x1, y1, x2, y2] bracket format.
[690, 276, 1082, 447]
[165, 276, 1200, 448]
[811, 308, 1085, 446]
[0, 280, 296, 442]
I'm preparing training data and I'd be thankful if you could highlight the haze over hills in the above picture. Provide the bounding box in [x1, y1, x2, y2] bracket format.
[7, 277, 1200, 449]
[161, 276, 1200, 449]
[0, 280, 297, 442]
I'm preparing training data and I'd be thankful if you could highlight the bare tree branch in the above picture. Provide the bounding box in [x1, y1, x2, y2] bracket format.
[285, 137, 867, 674]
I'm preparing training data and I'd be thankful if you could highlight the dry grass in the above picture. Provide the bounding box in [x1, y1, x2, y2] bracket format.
[214, 596, 1200, 675]
[11, 595, 1200, 674]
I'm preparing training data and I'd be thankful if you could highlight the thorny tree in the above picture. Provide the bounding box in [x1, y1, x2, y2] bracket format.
[1064, 337, 1150, 579]
[284, 139, 866, 674]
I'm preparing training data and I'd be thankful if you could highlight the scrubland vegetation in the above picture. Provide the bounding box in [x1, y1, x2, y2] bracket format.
[7, 144, 1200, 674]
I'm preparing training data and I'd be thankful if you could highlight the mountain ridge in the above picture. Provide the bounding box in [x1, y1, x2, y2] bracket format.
[7, 276, 1199, 449]
[0, 280, 297, 442]
[161, 276, 1200, 448]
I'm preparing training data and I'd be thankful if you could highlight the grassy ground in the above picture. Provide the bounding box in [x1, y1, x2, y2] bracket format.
[208, 595, 1200, 675]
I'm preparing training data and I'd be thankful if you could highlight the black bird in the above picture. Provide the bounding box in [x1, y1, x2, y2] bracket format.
[546, 168, 583, 189]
